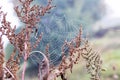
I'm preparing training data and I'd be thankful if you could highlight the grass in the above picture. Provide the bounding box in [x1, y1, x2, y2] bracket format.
[101, 49, 120, 78]
[56, 60, 91, 80]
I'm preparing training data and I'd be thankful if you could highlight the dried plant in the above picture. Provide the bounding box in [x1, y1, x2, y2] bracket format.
[4, 49, 20, 80]
[0, 7, 4, 80]
[81, 40, 102, 80]
[35, 27, 103, 80]
[0, 1, 103, 80]
[0, 0, 55, 80]
[0, 35, 4, 80]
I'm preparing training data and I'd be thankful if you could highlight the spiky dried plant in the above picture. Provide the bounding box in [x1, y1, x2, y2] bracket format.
[0, 0, 54, 80]
[36, 27, 103, 80]
[0, 0, 103, 80]
[14, 0, 54, 80]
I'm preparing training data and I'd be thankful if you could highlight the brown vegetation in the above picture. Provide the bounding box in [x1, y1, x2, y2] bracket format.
[0, 0, 103, 80]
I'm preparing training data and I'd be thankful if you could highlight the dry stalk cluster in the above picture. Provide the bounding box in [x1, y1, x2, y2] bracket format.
[39, 27, 103, 80]
[0, 0, 55, 79]
[0, 0, 103, 80]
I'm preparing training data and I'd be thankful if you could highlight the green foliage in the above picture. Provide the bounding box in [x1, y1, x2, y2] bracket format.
[102, 49, 120, 76]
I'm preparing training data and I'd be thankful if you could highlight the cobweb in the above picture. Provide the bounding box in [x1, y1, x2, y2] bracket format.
[28, 13, 80, 67]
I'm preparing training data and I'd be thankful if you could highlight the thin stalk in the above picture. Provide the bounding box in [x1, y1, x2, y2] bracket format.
[22, 40, 28, 80]
[22, 60, 27, 80]
[4, 67, 15, 79]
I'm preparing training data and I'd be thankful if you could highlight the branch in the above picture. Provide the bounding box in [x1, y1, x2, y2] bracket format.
[4, 67, 15, 79]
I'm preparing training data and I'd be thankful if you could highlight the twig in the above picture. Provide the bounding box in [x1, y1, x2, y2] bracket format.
[4, 67, 15, 79]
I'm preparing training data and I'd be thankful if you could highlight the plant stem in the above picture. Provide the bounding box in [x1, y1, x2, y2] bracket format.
[22, 60, 27, 80]
[22, 41, 28, 80]
[4, 67, 15, 79]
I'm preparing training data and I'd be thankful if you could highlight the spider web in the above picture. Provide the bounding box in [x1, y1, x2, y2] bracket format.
[28, 13, 80, 67]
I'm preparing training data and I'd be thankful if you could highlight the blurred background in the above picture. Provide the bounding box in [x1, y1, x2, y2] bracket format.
[0, 0, 120, 80]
